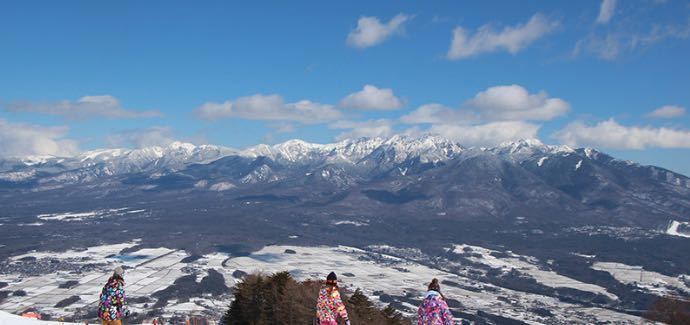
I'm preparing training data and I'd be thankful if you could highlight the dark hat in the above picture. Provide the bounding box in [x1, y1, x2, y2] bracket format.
[326, 272, 337, 283]
[428, 278, 440, 291]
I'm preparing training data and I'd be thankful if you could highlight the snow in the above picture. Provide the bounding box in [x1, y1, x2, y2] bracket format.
[21, 155, 56, 166]
[575, 160, 583, 170]
[209, 182, 236, 191]
[537, 157, 548, 167]
[592, 262, 690, 295]
[0, 242, 650, 324]
[666, 220, 690, 238]
[0, 242, 225, 320]
[452, 244, 616, 299]
[0, 311, 80, 325]
[223, 245, 639, 324]
[0, 170, 37, 181]
[36, 208, 145, 222]
[332, 220, 369, 227]
[17, 222, 44, 227]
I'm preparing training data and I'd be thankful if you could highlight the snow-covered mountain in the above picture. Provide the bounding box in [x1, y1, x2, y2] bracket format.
[1, 135, 688, 191]
[0, 141, 236, 183]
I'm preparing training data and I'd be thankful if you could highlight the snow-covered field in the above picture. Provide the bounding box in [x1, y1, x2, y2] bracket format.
[0, 310, 79, 325]
[666, 220, 690, 238]
[223, 245, 643, 324]
[0, 242, 659, 324]
[592, 262, 690, 295]
[36, 208, 147, 222]
[0, 241, 229, 321]
[452, 244, 617, 299]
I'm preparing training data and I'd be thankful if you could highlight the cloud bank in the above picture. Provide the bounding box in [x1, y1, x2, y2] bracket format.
[554, 119, 690, 149]
[5, 95, 162, 119]
[196, 94, 342, 123]
[0, 119, 79, 158]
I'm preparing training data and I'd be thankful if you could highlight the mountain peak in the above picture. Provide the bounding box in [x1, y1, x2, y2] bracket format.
[167, 141, 197, 152]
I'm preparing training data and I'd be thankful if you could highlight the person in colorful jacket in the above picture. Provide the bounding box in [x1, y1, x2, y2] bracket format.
[98, 266, 128, 325]
[417, 278, 454, 325]
[316, 272, 350, 325]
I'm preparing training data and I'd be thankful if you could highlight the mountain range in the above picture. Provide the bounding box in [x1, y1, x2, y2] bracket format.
[1, 135, 688, 231]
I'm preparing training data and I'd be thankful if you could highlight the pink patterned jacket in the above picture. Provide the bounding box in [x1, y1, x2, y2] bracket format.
[417, 291, 454, 325]
[316, 286, 349, 325]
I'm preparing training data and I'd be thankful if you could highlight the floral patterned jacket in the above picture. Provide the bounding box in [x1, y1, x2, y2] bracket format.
[316, 286, 349, 325]
[417, 291, 454, 325]
[98, 275, 128, 321]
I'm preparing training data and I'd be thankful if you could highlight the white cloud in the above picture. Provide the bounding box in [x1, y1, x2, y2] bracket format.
[105, 126, 179, 148]
[339, 85, 404, 110]
[647, 105, 686, 119]
[330, 119, 394, 140]
[0, 119, 79, 158]
[5, 95, 162, 119]
[597, 0, 617, 24]
[465, 84, 570, 121]
[346, 13, 411, 48]
[427, 121, 541, 147]
[447, 13, 559, 59]
[401, 84, 568, 125]
[400, 103, 477, 124]
[554, 119, 690, 149]
[195, 94, 342, 123]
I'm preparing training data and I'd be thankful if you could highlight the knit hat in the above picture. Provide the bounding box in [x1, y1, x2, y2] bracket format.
[428, 278, 440, 292]
[113, 266, 124, 277]
[326, 272, 337, 284]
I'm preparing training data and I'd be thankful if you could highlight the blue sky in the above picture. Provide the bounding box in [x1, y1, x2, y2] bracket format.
[1, 0, 690, 175]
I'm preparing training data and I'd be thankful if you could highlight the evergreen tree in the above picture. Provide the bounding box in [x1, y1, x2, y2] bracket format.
[221, 271, 411, 325]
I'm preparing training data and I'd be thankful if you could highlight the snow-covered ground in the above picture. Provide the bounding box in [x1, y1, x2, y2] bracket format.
[452, 244, 617, 300]
[0, 243, 656, 324]
[666, 220, 690, 238]
[223, 245, 642, 324]
[36, 208, 147, 222]
[0, 241, 228, 321]
[592, 262, 690, 295]
[0, 310, 79, 325]
[332, 220, 369, 227]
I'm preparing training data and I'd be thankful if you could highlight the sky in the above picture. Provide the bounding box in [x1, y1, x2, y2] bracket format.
[1, 0, 690, 175]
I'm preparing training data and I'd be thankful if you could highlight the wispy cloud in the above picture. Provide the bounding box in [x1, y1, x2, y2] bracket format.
[575, 5, 690, 60]
[347, 14, 411, 48]
[447, 13, 559, 59]
[105, 126, 179, 148]
[5, 95, 162, 119]
[647, 105, 686, 119]
[597, 0, 617, 24]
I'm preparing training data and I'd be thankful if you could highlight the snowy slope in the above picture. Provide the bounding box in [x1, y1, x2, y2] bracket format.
[0, 311, 79, 325]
